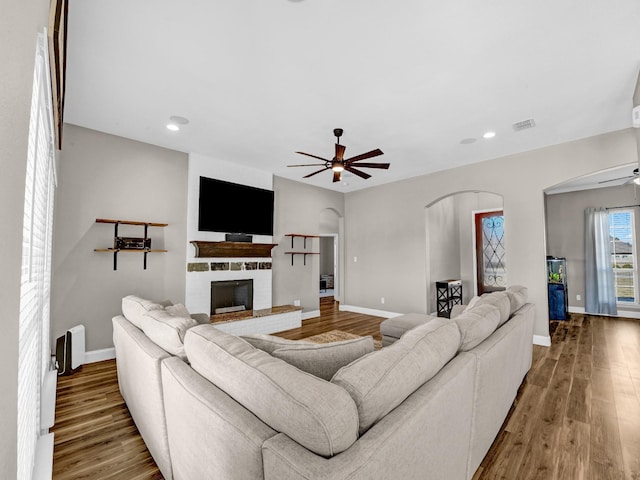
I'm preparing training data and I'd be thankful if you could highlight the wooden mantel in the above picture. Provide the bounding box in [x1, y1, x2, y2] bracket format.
[190, 241, 278, 258]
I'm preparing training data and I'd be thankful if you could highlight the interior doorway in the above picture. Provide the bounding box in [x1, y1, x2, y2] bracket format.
[319, 208, 342, 304]
[319, 235, 337, 299]
[474, 210, 507, 295]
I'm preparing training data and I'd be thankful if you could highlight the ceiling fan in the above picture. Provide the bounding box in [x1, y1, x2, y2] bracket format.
[288, 128, 389, 183]
[598, 167, 640, 186]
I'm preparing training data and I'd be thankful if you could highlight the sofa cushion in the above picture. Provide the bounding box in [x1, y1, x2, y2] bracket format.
[331, 318, 461, 434]
[241, 333, 313, 354]
[272, 336, 375, 381]
[121, 295, 165, 329]
[185, 325, 359, 457]
[379, 313, 435, 339]
[165, 303, 190, 318]
[505, 285, 528, 315]
[140, 309, 198, 360]
[469, 291, 511, 327]
[453, 303, 501, 351]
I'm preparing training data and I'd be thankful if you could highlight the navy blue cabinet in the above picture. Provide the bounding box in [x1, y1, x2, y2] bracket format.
[547, 257, 568, 320]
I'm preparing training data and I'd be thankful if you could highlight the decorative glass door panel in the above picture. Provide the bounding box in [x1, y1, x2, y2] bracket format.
[475, 211, 507, 294]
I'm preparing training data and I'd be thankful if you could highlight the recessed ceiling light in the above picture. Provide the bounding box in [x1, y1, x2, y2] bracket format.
[483, 131, 496, 139]
[460, 138, 477, 145]
[167, 115, 189, 131]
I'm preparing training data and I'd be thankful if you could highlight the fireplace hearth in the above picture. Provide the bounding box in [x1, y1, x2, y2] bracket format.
[211, 279, 253, 315]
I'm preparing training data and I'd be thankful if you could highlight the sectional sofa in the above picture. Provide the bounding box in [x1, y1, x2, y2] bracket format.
[112, 286, 534, 480]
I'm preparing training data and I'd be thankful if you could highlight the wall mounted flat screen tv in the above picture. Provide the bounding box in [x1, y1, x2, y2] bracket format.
[198, 176, 274, 236]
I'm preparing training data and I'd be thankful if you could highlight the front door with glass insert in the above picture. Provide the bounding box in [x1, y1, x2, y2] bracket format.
[475, 210, 507, 295]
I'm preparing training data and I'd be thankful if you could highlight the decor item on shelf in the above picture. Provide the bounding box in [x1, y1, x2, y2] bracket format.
[94, 218, 167, 270]
[115, 237, 151, 250]
[287, 128, 389, 183]
[284, 233, 319, 265]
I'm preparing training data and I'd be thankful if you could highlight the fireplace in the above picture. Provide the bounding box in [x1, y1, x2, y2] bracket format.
[211, 280, 253, 315]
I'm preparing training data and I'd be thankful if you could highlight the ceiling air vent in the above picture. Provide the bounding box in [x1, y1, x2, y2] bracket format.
[512, 118, 536, 132]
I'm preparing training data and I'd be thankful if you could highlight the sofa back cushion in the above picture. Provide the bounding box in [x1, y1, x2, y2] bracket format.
[185, 325, 359, 457]
[505, 285, 528, 315]
[472, 291, 511, 327]
[241, 333, 313, 354]
[331, 318, 460, 434]
[272, 336, 374, 381]
[140, 309, 198, 360]
[453, 303, 501, 351]
[122, 295, 165, 329]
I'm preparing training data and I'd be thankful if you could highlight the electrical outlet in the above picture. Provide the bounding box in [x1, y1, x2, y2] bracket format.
[576, 294, 581, 301]
[354, 256, 358, 262]
[293, 299, 300, 306]
[381, 297, 385, 304]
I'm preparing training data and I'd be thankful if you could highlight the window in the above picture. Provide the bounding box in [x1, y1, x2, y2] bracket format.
[17, 30, 57, 480]
[609, 209, 637, 304]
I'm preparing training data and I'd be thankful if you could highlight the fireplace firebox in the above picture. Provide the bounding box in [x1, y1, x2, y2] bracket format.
[211, 280, 253, 315]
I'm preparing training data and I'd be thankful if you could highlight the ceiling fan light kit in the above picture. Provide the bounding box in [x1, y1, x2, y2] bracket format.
[288, 128, 389, 183]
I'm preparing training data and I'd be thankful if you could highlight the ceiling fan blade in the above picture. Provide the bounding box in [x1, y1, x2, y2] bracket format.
[333, 171, 341, 183]
[344, 148, 384, 164]
[287, 163, 327, 167]
[349, 162, 390, 169]
[335, 144, 346, 161]
[598, 175, 633, 184]
[296, 151, 331, 162]
[303, 167, 330, 178]
[345, 165, 371, 180]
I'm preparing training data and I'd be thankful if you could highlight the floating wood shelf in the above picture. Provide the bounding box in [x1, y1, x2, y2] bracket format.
[285, 233, 320, 249]
[190, 241, 278, 258]
[285, 251, 319, 266]
[284, 233, 319, 265]
[95, 218, 168, 227]
[94, 218, 167, 270]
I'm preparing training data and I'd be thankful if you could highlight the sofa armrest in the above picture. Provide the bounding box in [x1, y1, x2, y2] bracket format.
[449, 304, 467, 319]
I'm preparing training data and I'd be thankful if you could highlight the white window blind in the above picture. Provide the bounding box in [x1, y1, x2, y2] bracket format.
[609, 209, 637, 304]
[17, 30, 57, 480]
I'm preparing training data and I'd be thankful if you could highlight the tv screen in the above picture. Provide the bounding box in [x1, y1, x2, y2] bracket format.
[198, 176, 274, 236]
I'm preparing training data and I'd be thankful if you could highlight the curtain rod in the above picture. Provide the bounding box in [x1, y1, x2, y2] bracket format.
[605, 205, 640, 210]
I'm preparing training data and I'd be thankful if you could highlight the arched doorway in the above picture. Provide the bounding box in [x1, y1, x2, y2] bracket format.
[425, 191, 504, 315]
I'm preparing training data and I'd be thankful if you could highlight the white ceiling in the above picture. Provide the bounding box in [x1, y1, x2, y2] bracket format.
[64, 0, 640, 193]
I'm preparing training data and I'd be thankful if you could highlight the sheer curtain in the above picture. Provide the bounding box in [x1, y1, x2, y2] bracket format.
[584, 207, 617, 315]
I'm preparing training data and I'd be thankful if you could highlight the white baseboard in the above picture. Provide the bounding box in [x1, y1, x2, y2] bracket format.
[568, 305, 640, 319]
[84, 347, 115, 363]
[301, 310, 320, 320]
[533, 335, 551, 347]
[33, 433, 54, 480]
[339, 304, 401, 318]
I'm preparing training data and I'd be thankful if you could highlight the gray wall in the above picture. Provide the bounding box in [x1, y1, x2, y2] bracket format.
[0, 0, 50, 475]
[545, 183, 639, 311]
[344, 128, 639, 340]
[52, 125, 188, 351]
[272, 176, 344, 312]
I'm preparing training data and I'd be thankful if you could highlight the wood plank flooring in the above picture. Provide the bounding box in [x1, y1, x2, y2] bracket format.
[52, 302, 640, 479]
